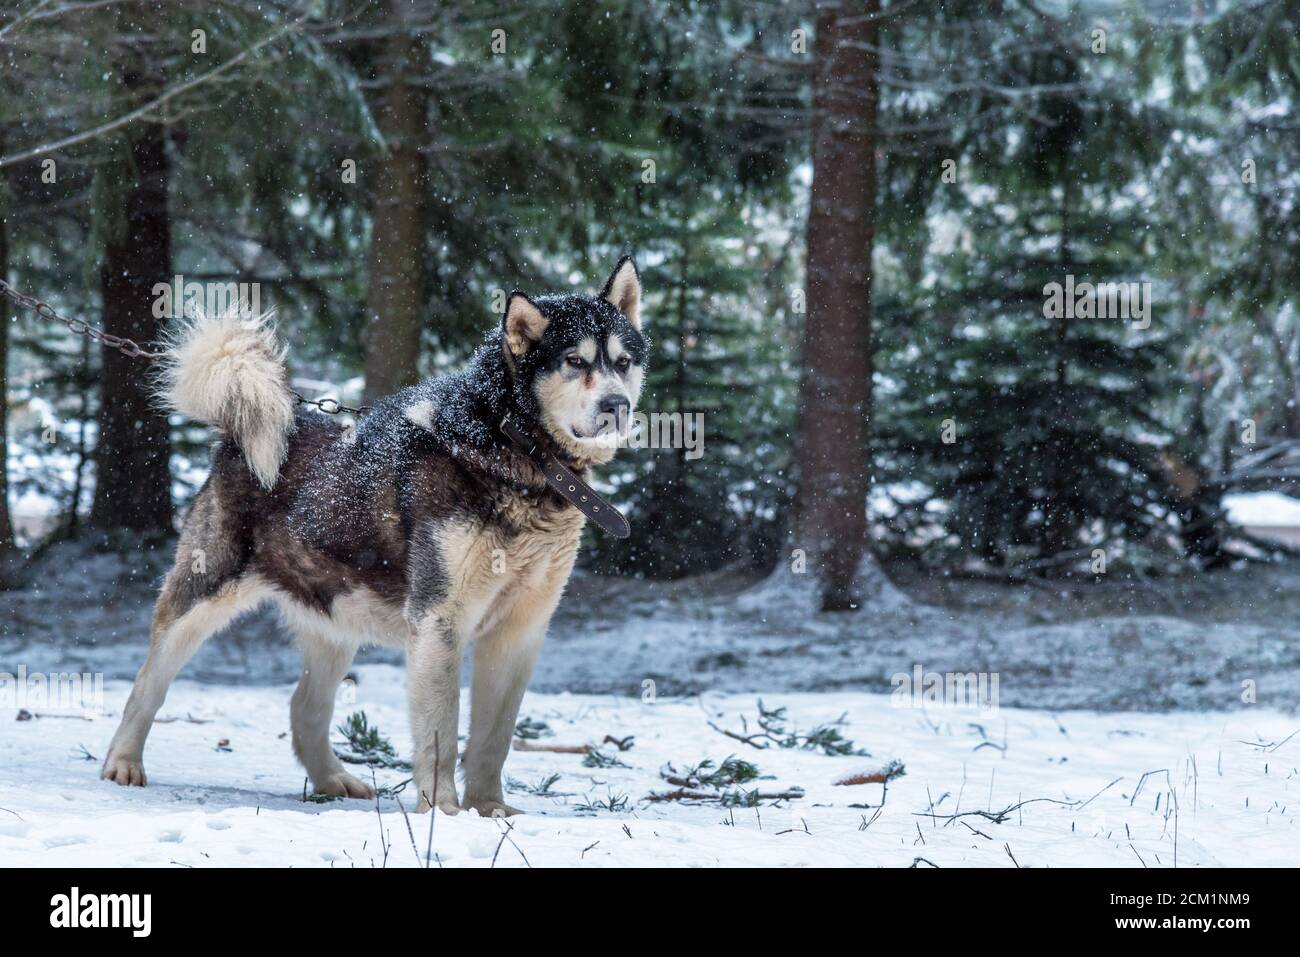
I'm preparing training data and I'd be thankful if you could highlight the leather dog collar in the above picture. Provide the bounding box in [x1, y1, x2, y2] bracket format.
[500, 415, 631, 539]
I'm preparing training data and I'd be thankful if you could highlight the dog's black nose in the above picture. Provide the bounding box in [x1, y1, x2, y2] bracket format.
[598, 394, 630, 421]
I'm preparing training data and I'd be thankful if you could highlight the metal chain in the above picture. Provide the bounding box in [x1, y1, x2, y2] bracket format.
[0, 276, 168, 360]
[0, 276, 367, 416]
[290, 392, 370, 416]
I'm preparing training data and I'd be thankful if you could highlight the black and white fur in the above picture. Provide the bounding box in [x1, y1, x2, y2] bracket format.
[102, 257, 647, 816]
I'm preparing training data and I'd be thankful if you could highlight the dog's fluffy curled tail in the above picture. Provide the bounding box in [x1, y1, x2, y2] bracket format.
[161, 312, 295, 489]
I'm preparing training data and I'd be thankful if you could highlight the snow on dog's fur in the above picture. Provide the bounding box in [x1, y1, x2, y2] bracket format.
[103, 257, 648, 818]
[161, 311, 295, 489]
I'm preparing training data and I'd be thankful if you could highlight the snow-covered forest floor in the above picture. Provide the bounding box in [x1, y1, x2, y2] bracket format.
[3, 543, 1300, 867]
[7, 539, 1300, 710]
[2, 666, 1297, 867]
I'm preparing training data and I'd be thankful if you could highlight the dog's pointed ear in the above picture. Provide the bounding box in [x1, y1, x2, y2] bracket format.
[601, 256, 642, 330]
[503, 292, 548, 357]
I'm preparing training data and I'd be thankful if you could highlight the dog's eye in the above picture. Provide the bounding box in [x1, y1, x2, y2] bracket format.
[616, 355, 632, 372]
[566, 355, 586, 369]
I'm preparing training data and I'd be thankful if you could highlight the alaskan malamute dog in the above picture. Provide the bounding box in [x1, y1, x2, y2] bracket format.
[101, 257, 647, 816]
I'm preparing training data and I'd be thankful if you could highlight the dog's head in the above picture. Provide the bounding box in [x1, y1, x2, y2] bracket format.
[502, 256, 648, 466]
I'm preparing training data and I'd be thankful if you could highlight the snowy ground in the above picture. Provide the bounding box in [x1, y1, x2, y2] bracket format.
[1, 664, 1297, 867]
[7, 539, 1300, 712]
[4, 539, 1300, 867]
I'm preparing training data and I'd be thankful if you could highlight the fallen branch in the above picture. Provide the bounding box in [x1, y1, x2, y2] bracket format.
[512, 739, 591, 754]
[645, 787, 805, 804]
[833, 760, 906, 786]
[17, 710, 94, 721]
[961, 820, 992, 840]
[511, 732, 633, 755]
[335, 749, 412, 770]
[660, 756, 760, 790]
[916, 776, 1121, 826]
[708, 701, 868, 756]
[708, 720, 770, 750]
[915, 795, 1081, 824]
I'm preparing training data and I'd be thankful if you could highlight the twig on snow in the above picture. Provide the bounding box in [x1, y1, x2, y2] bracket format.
[645, 787, 806, 804]
[915, 795, 1082, 825]
[394, 795, 422, 868]
[372, 768, 389, 868]
[490, 819, 531, 868]
[1236, 728, 1300, 753]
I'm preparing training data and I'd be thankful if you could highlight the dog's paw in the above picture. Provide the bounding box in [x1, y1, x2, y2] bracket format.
[465, 799, 524, 818]
[101, 753, 148, 787]
[315, 772, 375, 800]
[414, 794, 461, 815]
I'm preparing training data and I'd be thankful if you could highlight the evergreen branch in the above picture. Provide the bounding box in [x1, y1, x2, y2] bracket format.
[0, 11, 309, 168]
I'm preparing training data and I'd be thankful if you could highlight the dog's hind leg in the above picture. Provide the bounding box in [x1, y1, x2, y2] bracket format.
[288, 625, 374, 799]
[102, 572, 267, 787]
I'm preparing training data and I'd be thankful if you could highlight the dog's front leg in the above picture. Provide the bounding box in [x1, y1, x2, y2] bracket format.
[407, 611, 465, 814]
[461, 616, 548, 818]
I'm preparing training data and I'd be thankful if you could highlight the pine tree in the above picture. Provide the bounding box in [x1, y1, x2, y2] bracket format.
[876, 27, 1180, 572]
[587, 196, 797, 577]
[547, 0, 800, 577]
[1156, 1, 1300, 461]
[0, 172, 13, 563]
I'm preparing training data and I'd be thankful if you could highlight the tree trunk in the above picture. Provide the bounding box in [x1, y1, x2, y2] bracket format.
[88, 12, 174, 537]
[65, 336, 92, 537]
[0, 187, 15, 557]
[1042, 178, 1074, 558]
[361, 1, 429, 404]
[792, 1, 880, 611]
